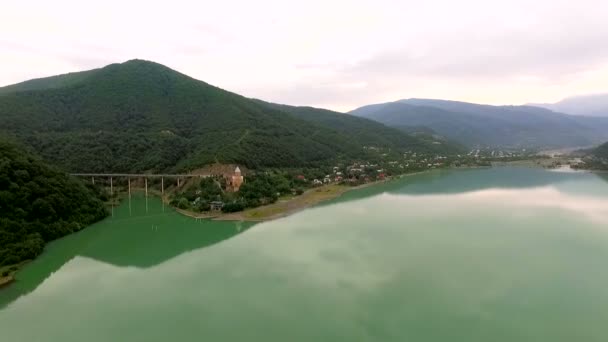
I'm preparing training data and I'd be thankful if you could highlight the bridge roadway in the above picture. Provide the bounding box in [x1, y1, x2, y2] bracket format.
[70, 173, 210, 178]
[71, 173, 211, 195]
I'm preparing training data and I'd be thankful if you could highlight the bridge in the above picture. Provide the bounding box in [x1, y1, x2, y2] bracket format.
[70, 173, 211, 196]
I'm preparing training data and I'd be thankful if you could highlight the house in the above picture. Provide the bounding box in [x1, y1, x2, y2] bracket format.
[210, 201, 224, 211]
[296, 175, 306, 181]
[323, 176, 332, 183]
[313, 179, 323, 186]
[224, 166, 244, 192]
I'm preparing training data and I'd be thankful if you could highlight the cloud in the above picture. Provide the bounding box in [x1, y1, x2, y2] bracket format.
[342, 31, 608, 82]
[2, 0, 608, 109]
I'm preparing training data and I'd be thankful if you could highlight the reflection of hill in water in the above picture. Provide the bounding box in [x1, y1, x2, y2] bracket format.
[2, 168, 603, 310]
[392, 167, 587, 194]
[80, 212, 252, 268]
[0, 196, 254, 309]
[325, 167, 598, 206]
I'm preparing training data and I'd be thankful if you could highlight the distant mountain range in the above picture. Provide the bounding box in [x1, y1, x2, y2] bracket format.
[0, 60, 451, 173]
[350, 99, 608, 148]
[529, 94, 608, 117]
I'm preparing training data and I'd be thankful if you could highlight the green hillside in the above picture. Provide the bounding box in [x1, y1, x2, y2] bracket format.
[593, 142, 608, 159]
[0, 139, 107, 267]
[256, 101, 461, 154]
[0, 60, 450, 172]
[0, 69, 99, 95]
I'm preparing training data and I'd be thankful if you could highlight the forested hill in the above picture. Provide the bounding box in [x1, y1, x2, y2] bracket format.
[255, 101, 462, 154]
[0, 60, 451, 173]
[593, 142, 608, 159]
[0, 139, 107, 266]
[0, 69, 100, 95]
[350, 98, 608, 148]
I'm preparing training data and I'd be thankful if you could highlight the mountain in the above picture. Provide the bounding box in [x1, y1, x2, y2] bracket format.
[0, 139, 107, 267]
[255, 101, 462, 154]
[0, 60, 449, 173]
[350, 98, 608, 148]
[529, 94, 608, 117]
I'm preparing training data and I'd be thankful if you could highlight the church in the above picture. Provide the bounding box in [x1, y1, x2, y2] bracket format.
[224, 166, 244, 192]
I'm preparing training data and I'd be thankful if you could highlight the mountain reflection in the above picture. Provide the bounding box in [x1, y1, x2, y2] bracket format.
[0, 196, 253, 309]
[323, 167, 592, 206]
[2, 168, 608, 342]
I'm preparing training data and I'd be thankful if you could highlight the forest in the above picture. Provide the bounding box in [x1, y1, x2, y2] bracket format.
[0, 139, 108, 267]
[594, 142, 608, 159]
[0, 59, 458, 173]
[582, 142, 608, 170]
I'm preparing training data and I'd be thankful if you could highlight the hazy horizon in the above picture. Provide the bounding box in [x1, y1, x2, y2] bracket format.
[2, 0, 608, 111]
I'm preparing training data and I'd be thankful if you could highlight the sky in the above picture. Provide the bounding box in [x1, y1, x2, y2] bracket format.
[1, 0, 608, 112]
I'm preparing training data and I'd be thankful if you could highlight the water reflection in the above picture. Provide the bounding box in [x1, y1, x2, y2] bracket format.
[325, 167, 597, 206]
[596, 172, 608, 184]
[2, 168, 608, 341]
[0, 195, 254, 309]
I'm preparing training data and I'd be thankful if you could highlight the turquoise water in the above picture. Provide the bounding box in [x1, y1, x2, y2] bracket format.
[1, 167, 608, 341]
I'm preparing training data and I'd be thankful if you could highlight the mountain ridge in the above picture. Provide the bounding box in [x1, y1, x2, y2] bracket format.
[0, 60, 450, 172]
[527, 93, 608, 117]
[349, 98, 608, 148]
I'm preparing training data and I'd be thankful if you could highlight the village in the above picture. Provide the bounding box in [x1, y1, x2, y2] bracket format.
[169, 146, 524, 215]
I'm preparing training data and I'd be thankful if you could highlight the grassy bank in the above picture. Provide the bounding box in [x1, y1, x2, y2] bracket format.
[217, 184, 351, 221]
[0, 261, 29, 288]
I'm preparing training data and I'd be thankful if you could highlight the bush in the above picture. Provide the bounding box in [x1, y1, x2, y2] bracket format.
[222, 202, 245, 213]
[177, 198, 190, 209]
[195, 200, 210, 212]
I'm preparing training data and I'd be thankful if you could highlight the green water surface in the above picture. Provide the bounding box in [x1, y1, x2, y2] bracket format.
[1, 167, 608, 341]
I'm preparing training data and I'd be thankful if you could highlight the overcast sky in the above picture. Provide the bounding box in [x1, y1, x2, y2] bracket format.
[1, 0, 608, 111]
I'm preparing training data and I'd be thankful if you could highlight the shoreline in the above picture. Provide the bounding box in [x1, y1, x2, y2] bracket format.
[0, 276, 14, 289]
[172, 171, 430, 222]
[111, 162, 576, 224]
[2, 162, 588, 291]
[0, 261, 29, 290]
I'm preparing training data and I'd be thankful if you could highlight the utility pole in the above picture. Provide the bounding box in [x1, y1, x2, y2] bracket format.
[161, 177, 164, 194]
[110, 177, 113, 196]
[145, 178, 148, 197]
[128, 178, 131, 197]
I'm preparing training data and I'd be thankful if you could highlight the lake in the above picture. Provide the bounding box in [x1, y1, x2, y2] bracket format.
[1, 167, 608, 341]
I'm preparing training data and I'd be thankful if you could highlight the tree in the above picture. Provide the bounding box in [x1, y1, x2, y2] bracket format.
[0, 139, 107, 266]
